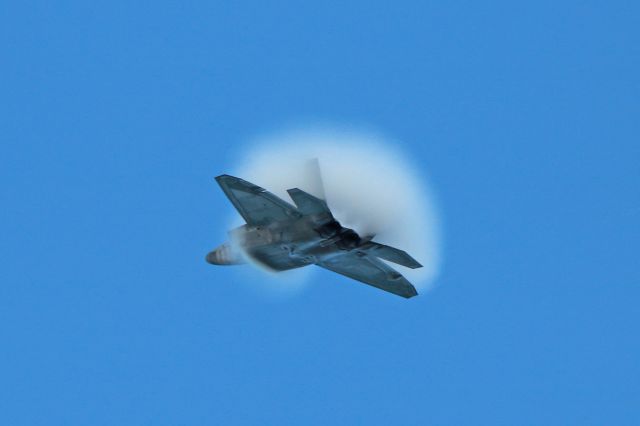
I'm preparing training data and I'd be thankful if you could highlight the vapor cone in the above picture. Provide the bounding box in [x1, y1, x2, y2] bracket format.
[232, 126, 442, 290]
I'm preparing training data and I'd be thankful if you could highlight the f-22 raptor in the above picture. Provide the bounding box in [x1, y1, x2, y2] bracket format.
[206, 172, 423, 298]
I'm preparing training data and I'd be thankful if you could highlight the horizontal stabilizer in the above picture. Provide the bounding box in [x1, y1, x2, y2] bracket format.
[287, 188, 330, 215]
[361, 242, 423, 269]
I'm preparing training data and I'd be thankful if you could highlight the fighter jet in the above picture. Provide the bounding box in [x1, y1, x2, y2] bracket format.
[206, 170, 423, 298]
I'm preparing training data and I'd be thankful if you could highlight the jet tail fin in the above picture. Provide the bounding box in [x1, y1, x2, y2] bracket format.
[303, 158, 327, 201]
[361, 242, 423, 269]
[287, 188, 331, 215]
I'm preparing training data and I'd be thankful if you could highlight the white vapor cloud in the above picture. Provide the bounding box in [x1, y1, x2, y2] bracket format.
[232, 125, 443, 291]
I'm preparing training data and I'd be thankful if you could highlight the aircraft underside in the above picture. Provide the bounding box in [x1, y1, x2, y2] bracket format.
[206, 174, 422, 298]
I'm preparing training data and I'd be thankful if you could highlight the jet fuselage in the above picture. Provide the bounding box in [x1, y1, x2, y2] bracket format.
[206, 213, 364, 271]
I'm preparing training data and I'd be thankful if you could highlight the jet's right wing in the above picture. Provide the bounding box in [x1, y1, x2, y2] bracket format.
[359, 242, 423, 269]
[216, 175, 301, 226]
[316, 252, 418, 298]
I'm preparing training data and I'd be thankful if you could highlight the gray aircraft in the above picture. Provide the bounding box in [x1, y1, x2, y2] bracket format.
[206, 172, 423, 298]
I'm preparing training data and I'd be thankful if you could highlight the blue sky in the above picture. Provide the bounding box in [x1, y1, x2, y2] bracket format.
[1, 1, 638, 425]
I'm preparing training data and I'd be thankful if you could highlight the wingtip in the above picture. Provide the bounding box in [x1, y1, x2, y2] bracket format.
[215, 174, 234, 181]
[404, 287, 419, 298]
[215, 174, 251, 188]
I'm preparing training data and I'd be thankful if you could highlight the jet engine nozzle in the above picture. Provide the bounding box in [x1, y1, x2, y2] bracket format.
[316, 219, 342, 238]
[336, 228, 361, 250]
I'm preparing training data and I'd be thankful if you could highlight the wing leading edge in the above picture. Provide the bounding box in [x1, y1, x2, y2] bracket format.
[316, 252, 418, 298]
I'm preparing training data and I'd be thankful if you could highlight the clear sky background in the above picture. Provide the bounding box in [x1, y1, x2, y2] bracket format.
[1, 1, 638, 425]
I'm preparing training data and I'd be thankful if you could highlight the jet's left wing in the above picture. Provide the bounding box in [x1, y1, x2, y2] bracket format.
[316, 252, 418, 298]
[216, 175, 301, 226]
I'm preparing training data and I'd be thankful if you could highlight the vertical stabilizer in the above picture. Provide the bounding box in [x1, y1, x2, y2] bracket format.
[302, 158, 327, 200]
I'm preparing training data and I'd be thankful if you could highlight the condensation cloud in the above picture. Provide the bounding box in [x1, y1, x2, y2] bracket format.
[232, 126, 443, 291]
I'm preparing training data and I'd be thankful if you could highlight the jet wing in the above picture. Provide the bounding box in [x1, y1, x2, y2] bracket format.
[359, 242, 423, 269]
[316, 252, 418, 298]
[215, 175, 301, 225]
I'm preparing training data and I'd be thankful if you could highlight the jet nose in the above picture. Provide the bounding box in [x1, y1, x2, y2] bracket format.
[205, 250, 220, 265]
